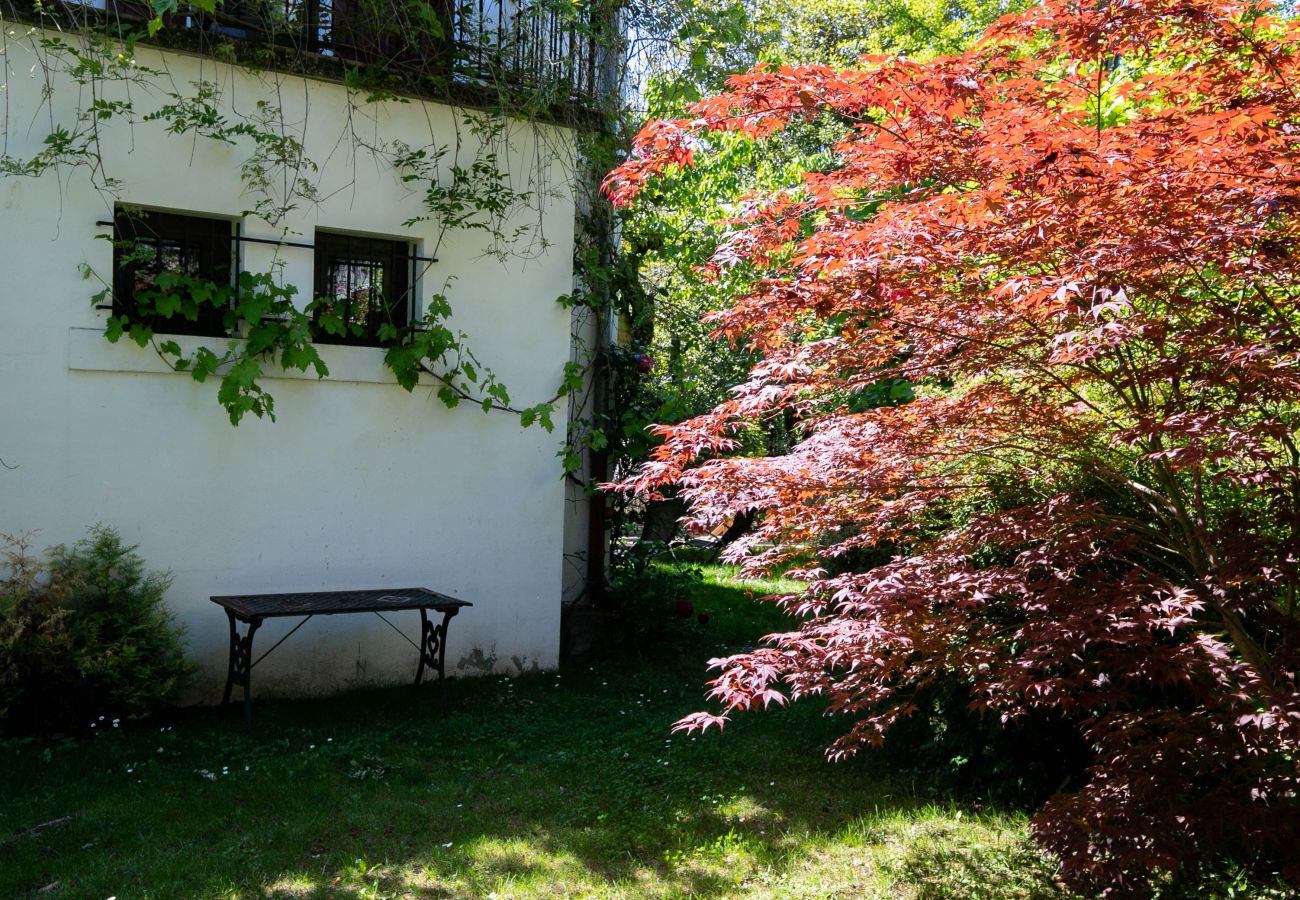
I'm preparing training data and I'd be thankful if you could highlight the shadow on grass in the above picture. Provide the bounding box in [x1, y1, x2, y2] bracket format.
[0, 572, 1063, 899]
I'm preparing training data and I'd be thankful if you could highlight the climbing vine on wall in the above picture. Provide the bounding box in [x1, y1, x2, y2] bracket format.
[0, 0, 622, 434]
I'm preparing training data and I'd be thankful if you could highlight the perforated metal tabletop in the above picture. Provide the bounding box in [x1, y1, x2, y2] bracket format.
[210, 587, 469, 619]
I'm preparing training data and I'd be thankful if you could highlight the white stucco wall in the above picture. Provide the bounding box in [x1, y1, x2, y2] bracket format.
[0, 31, 578, 698]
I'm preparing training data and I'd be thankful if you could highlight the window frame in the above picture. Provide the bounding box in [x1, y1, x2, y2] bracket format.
[311, 229, 415, 347]
[111, 207, 239, 339]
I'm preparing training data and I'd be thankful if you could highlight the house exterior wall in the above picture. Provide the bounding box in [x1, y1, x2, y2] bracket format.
[0, 34, 579, 697]
[561, 300, 605, 607]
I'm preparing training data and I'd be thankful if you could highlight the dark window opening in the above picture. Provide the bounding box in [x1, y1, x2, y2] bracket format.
[312, 231, 413, 346]
[112, 209, 236, 338]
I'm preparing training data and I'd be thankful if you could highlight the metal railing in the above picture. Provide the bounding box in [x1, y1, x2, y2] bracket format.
[451, 0, 609, 102]
[74, 0, 614, 107]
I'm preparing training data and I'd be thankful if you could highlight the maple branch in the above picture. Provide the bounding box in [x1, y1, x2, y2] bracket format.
[886, 313, 1125, 428]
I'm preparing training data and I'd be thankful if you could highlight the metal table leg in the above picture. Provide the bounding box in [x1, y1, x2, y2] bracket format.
[222, 610, 261, 730]
[415, 607, 459, 712]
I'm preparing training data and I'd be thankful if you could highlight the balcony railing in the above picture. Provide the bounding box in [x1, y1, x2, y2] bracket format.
[39, 0, 616, 111]
[451, 0, 611, 103]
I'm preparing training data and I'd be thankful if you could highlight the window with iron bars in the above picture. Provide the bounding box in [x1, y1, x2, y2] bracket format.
[112, 208, 237, 338]
[311, 230, 414, 346]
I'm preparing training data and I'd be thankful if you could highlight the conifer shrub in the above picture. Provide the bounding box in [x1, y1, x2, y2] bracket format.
[0, 527, 190, 734]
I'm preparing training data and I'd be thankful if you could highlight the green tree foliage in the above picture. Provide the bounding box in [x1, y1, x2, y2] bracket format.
[755, 0, 1025, 66]
[613, 0, 1027, 493]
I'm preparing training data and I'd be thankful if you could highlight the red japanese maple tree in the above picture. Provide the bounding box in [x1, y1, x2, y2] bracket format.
[606, 0, 1300, 893]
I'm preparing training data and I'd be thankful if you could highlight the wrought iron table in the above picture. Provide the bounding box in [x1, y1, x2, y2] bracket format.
[210, 588, 471, 728]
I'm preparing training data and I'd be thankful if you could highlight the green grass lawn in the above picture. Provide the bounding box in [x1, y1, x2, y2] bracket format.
[0, 566, 1067, 899]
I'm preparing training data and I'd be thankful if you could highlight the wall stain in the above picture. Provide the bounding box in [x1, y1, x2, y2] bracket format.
[456, 646, 498, 674]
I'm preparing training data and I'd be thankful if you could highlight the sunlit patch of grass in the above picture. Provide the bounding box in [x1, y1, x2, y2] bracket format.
[262, 872, 317, 897]
[1, 567, 1070, 899]
[697, 562, 805, 594]
[458, 835, 596, 895]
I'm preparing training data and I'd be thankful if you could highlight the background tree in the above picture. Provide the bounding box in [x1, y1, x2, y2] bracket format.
[608, 0, 1023, 545]
[606, 0, 1300, 893]
[754, 0, 1019, 66]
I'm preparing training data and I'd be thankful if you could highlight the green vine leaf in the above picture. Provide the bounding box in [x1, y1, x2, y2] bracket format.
[384, 346, 421, 392]
[128, 323, 152, 347]
[153, 291, 182, 318]
[191, 346, 222, 383]
[561, 360, 586, 395]
[520, 403, 556, 433]
[561, 450, 582, 474]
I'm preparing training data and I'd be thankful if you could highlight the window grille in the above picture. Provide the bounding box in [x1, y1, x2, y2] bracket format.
[111, 208, 237, 338]
[311, 231, 414, 346]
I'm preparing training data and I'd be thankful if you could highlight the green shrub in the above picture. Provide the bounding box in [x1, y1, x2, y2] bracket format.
[608, 541, 706, 648]
[876, 674, 1091, 806]
[0, 526, 191, 735]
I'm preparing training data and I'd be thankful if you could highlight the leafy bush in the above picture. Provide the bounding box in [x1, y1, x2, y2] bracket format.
[0, 527, 190, 734]
[878, 675, 1090, 807]
[608, 542, 708, 648]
